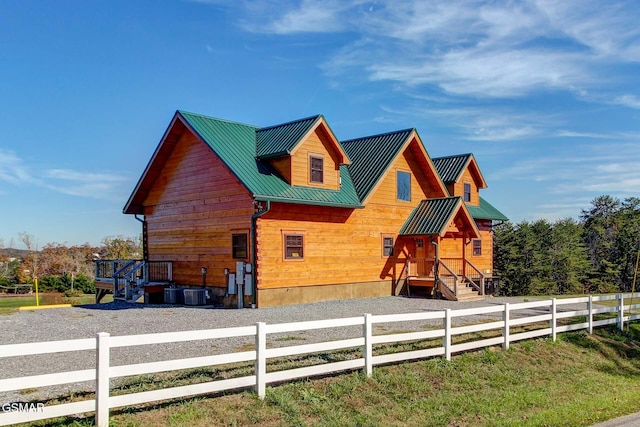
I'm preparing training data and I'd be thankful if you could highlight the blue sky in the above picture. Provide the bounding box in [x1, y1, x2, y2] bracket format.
[2, 0, 640, 248]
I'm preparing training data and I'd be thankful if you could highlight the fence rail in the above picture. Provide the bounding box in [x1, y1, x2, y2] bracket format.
[2, 293, 640, 426]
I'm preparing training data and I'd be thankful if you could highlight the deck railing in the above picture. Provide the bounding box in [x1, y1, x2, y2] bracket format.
[94, 260, 173, 284]
[1, 294, 639, 426]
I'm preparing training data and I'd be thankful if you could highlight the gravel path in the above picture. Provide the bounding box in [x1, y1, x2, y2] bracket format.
[0, 295, 584, 404]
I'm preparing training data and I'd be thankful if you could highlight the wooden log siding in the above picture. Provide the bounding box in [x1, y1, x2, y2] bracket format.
[451, 168, 480, 206]
[256, 144, 444, 291]
[289, 127, 341, 190]
[143, 132, 255, 287]
[256, 206, 413, 289]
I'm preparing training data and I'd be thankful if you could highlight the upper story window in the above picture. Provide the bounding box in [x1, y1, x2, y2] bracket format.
[310, 156, 324, 183]
[463, 182, 471, 202]
[397, 171, 411, 201]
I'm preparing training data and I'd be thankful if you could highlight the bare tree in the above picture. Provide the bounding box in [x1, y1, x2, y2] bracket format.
[18, 232, 39, 283]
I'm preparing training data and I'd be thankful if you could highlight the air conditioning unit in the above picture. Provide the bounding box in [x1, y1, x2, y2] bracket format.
[183, 289, 207, 306]
[164, 288, 183, 304]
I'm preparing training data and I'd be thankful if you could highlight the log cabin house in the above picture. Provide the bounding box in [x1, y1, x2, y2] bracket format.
[95, 111, 506, 306]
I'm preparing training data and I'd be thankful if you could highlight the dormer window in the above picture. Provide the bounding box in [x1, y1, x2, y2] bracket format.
[310, 156, 324, 183]
[463, 182, 471, 202]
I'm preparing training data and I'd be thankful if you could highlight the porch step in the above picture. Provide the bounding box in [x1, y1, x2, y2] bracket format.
[455, 285, 485, 302]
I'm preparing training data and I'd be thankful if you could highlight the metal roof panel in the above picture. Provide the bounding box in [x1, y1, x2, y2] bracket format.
[467, 197, 508, 221]
[399, 197, 462, 236]
[341, 129, 414, 201]
[178, 111, 362, 208]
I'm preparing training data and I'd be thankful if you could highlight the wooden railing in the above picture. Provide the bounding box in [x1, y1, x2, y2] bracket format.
[94, 260, 173, 300]
[1, 294, 639, 426]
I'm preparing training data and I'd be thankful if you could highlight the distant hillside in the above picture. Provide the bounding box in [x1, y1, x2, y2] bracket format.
[0, 248, 30, 258]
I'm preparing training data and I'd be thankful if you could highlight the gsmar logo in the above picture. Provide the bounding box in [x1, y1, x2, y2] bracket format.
[2, 402, 45, 412]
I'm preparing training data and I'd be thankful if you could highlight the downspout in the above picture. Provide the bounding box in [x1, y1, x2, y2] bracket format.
[134, 214, 147, 261]
[250, 200, 271, 309]
[430, 237, 439, 296]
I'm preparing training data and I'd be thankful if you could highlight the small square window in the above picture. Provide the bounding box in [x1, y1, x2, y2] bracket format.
[383, 236, 394, 256]
[310, 156, 324, 183]
[285, 234, 304, 259]
[397, 171, 411, 201]
[473, 239, 482, 256]
[232, 234, 248, 259]
[464, 182, 471, 203]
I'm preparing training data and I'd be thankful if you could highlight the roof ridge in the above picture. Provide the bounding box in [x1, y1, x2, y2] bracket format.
[341, 127, 415, 144]
[431, 153, 473, 161]
[257, 114, 322, 132]
[178, 110, 259, 129]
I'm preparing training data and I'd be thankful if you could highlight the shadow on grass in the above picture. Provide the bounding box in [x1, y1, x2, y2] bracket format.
[563, 327, 640, 378]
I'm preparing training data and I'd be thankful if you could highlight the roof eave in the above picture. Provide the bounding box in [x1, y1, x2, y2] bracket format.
[255, 195, 363, 209]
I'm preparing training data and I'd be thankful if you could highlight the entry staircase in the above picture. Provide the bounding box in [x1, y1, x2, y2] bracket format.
[94, 260, 173, 303]
[406, 258, 485, 302]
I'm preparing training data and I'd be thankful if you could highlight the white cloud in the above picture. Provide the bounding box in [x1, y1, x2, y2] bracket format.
[0, 150, 39, 186]
[612, 94, 640, 109]
[0, 150, 129, 200]
[223, 0, 640, 100]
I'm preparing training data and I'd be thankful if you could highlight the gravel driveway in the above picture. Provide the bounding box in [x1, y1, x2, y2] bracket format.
[0, 295, 577, 404]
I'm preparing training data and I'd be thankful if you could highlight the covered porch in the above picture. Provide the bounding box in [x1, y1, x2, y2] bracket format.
[399, 197, 486, 302]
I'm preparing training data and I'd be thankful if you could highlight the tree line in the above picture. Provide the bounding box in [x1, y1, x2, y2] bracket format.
[495, 195, 640, 296]
[0, 234, 141, 294]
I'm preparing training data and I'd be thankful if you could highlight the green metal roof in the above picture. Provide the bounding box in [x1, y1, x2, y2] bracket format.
[399, 197, 463, 236]
[431, 154, 472, 184]
[341, 129, 414, 201]
[256, 115, 321, 159]
[178, 111, 363, 208]
[466, 197, 508, 221]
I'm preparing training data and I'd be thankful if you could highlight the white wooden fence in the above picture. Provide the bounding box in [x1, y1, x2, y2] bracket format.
[1, 293, 639, 427]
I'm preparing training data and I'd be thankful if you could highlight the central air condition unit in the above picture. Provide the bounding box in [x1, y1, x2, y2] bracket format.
[183, 288, 207, 306]
[164, 288, 183, 304]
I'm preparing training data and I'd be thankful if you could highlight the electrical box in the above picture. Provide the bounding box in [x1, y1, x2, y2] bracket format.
[244, 275, 252, 295]
[227, 273, 236, 295]
[236, 262, 245, 285]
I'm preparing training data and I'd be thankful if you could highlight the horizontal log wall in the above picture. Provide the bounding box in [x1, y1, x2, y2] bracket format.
[290, 127, 341, 190]
[256, 143, 446, 297]
[451, 168, 480, 206]
[143, 131, 254, 287]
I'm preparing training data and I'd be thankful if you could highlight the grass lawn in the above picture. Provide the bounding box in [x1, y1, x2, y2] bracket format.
[18, 324, 640, 427]
[0, 292, 111, 315]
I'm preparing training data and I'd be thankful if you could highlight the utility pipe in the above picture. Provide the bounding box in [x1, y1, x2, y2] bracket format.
[250, 200, 271, 308]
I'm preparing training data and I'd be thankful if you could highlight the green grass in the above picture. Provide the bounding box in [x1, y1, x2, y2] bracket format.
[0, 292, 111, 314]
[19, 325, 640, 427]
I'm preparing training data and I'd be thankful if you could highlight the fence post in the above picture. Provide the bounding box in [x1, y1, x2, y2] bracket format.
[588, 295, 593, 334]
[503, 303, 510, 350]
[95, 332, 110, 427]
[444, 309, 451, 361]
[363, 314, 373, 377]
[551, 298, 557, 341]
[618, 293, 625, 331]
[255, 322, 266, 399]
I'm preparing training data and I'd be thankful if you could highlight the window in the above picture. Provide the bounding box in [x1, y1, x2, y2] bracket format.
[232, 234, 248, 259]
[382, 236, 394, 256]
[416, 238, 424, 248]
[284, 234, 304, 259]
[473, 239, 482, 256]
[463, 182, 471, 203]
[397, 171, 411, 201]
[310, 156, 324, 183]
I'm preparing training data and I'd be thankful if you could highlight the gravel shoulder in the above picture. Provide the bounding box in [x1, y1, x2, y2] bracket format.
[0, 295, 575, 404]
